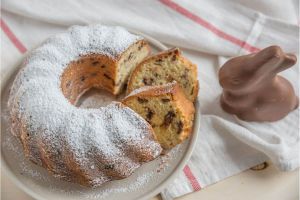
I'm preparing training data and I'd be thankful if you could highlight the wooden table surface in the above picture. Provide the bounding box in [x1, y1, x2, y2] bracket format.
[2, 163, 299, 200]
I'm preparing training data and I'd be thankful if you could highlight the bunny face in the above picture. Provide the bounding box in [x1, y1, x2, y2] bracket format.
[219, 55, 258, 94]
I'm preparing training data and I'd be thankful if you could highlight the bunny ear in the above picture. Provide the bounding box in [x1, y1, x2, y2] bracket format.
[247, 46, 285, 85]
[254, 54, 282, 79]
[274, 53, 297, 73]
[245, 46, 281, 71]
[250, 47, 297, 86]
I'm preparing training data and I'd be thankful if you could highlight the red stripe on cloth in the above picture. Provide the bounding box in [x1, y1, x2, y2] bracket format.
[159, 0, 260, 53]
[183, 165, 201, 191]
[1, 19, 27, 53]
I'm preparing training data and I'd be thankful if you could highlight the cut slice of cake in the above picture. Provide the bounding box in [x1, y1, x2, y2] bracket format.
[127, 48, 198, 102]
[61, 39, 151, 104]
[122, 82, 195, 149]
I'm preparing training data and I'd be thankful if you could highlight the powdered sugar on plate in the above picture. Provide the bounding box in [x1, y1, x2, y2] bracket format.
[78, 88, 125, 108]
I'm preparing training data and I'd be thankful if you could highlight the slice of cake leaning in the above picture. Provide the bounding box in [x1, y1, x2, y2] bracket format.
[122, 82, 195, 149]
[127, 48, 198, 102]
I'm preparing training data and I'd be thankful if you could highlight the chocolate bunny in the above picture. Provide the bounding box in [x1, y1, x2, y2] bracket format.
[219, 46, 298, 122]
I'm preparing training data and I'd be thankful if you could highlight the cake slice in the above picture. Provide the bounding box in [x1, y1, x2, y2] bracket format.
[127, 48, 198, 102]
[61, 39, 151, 104]
[122, 82, 195, 149]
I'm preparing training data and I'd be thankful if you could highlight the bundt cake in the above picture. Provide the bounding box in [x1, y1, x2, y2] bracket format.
[8, 25, 162, 187]
[127, 48, 199, 102]
[123, 82, 195, 149]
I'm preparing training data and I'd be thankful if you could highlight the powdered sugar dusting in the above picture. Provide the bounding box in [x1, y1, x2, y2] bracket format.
[156, 145, 183, 173]
[7, 24, 162, 187]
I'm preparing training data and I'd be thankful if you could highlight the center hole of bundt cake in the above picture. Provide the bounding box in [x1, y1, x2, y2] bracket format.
[60, 40, 150, 106]
[77, 88, 125, 108]
[61, 54, 117, 105]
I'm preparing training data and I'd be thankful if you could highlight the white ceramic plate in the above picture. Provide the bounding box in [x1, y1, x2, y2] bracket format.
[1, 31, 200, 200]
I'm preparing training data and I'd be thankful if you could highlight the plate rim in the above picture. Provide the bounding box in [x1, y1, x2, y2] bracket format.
[1, 28, 200, 200]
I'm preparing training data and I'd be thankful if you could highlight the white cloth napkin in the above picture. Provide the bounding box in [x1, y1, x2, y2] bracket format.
[1, 0, 299, 199]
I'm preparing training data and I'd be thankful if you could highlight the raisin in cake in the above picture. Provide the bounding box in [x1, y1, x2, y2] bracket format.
[127, 48, 198, 102]
[123, 82, 195, 149]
